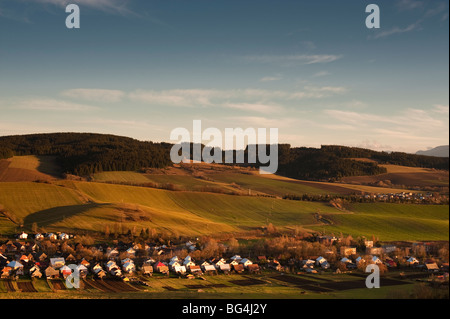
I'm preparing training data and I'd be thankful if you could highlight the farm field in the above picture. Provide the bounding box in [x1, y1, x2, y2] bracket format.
[0, 179, 448, 241]
[0, 271, 432, 299]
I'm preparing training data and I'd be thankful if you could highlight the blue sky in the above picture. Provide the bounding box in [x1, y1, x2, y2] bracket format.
[0, 0, 448, 153]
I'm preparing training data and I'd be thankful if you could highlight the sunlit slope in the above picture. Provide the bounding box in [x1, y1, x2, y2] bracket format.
[0, 182, 84, 221]
[313, 203, 449, 241]
[0, 181, 448, 240]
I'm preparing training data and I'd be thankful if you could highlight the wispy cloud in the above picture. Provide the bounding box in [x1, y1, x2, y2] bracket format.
[61, 89, 125, 103]
[396, 0, 424, 11]
[243, 54, 342, 65]
[0, 98, 98, 112]
[373, 22, 421, 39]
[129, 87, 348, 110]
[259, 75, 282, 82]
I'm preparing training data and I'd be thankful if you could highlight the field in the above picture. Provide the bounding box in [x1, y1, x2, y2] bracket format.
[341, 164, 449, 189]
[0, 156, 448, 241]
[0, 156, 60, 182]
[0, 270, 436, 299]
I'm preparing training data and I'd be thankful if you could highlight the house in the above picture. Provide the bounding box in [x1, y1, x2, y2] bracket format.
[371, 256, 382, 264]
[169, 259, 181, 270]
[189, 265, 202, 274]
[59, 233, 69, 241]
[80, 259, 90, 268]
[247, 264, 260, 273]
[315, 256, 327, 266]
[340, 257, 352, 264]
[143, 258, 155, 265]
[174, 265, 187, 275]
[47, 233, 57, 241]
[30, 265, 42, 278]
[65, 254, 76, 263]
[232, 264, 244, 273]
[45, 266, 60, 279]
[230, 255, 242, 262]
[154, 261, 169, 274]
[106, 248, 119, 259]
[60, 265, 72, 279]
[92, 263, 106, 278]
[126, 247, 136, 257]
[183, 256, 196, 269]
[50, 257, 65, 269]
[7, 260, 24, 270]
[302, 259, 315, 268]
[240, 258, 253, 268]
[268, 260, 283, 271]
[35, 233, 44, 240]
[364, 240, 374, 248]
[219, 264, 231, 274]
[77, 264, 88, 278]
[204, 264, 218, 275]
[19, 254, 29, 263]
[142, 265, 153, 276]
[340, 247, 357, 256]
[1, 267, 12, 278]
[407, 257, 419, 266]
[18, 231, 28, 240]
[367, 247, 383, 255]
[382, 245, 397, 254]
[214, 258, 227, 269]
[122, 261, 136, 274]
[425, 263, 439, 273]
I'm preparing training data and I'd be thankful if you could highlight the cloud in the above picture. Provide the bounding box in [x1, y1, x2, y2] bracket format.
[259, 76, 282, 82]
[1, 98, 98, 112]
[433, 104, 449, 114]
[373, 22, 421, 39]
[129, 87, 348, 109]
[222, 102, 282, 114]
[312, 71, 331, 77]
[243, 54, 342, 65]
[396, 0, 424, 11]
[61, 89, 125, 103]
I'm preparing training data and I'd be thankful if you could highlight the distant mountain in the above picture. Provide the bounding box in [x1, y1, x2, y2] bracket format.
[416, 145, 449, 158]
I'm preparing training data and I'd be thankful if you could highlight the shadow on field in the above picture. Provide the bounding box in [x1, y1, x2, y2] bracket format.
[24, 203, 106, 228]
[36, 156, 63, 178]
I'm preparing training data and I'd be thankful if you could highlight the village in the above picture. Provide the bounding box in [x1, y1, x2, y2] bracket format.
[0, 230, 448, 295]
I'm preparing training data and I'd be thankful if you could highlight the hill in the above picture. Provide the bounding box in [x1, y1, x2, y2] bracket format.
[416, 145, 449, 158]
[0, 180, 447, 241]
[1, 133, 448, 182]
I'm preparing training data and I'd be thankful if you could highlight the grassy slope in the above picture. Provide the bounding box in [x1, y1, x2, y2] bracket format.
[314, 203, 449, 241]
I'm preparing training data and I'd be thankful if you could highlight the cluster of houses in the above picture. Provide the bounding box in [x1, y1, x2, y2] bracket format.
[0, 232, 448, 283]
[0, 236, 263, 281]
[362, 192, 439, 203]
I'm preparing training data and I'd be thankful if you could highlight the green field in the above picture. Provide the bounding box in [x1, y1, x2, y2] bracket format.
[0, 180, 448, 241]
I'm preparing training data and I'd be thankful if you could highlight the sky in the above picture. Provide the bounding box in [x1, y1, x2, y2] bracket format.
[0, 0, 448, 153]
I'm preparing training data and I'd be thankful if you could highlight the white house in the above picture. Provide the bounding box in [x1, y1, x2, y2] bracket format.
[47, 233, 57, 240]
[50, 257, 65, 269]
[59, 233, 69, 240]
[174, 265, 187, 274]
[122, 261, 136, 273]
[18, 232, 28, 240]
[35, 233, 44, 240]
[240, 258, 253, 268]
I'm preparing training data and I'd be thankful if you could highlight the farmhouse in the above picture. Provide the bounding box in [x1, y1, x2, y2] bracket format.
[152, 261, 168, 274]
[50, 257, 65, 269]
[45, 266, 60, 279]
[142, 264, 153, 276]
[18, 231, 28, 240]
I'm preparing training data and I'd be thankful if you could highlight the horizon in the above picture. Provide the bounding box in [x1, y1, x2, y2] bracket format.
[0, 0, 449, 154]
[1, 130, 448, 155]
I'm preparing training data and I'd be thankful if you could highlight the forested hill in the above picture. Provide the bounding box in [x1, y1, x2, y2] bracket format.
[0, 133, 448, 180]
[0, 133, 172, 175]
[273, 145, 449, 181]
